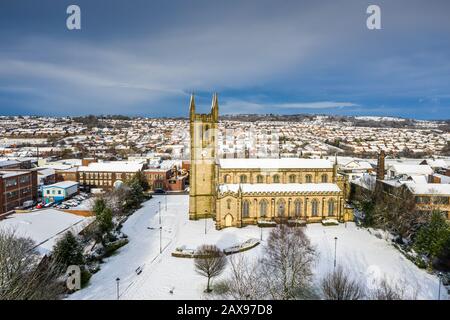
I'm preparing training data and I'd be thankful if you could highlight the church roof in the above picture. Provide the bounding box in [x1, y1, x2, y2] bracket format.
[218, 183, 341, 194]
[218, 158, 333, 169]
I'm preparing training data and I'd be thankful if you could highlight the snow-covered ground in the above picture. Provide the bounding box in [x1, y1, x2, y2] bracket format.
[69, 195, 447, 300]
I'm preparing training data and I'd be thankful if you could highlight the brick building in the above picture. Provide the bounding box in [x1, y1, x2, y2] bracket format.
[0, 169, 38, 213]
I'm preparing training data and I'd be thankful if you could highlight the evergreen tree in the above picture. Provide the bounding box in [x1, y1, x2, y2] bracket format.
[134, 171, 149, 191]
[123, 176, 145, 211]
[52, 231, 85, 270]
[93, 197, 107, 215]
[92, 197, 114, 239]
[97, 207, 113, 234]
[414, 211, 450, 262]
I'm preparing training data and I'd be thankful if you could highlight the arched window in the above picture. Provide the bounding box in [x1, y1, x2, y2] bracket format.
[224, 174, 231, 183]
[257, 175, 264, 183]
[242, 200, 250, 218]
[273, 175, 280, 183]
[321, 174, 328, 183]
[259, 200, 268, 217]
[305, 174, 312, 183]
[240, 175, 247, 183]
[277, 199, 286, 217]
[311, 199, 319, 217]
[294, 200, 302, 217]
[227, 199, 231, 210]
[289, 175, 296, 183]
[328, 199, 335, 216]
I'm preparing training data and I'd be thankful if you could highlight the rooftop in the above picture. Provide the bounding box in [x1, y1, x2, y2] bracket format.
[404, 182, 450, 196]
[43, 181, 79, 189]
[218, 183, 341, 194]
[78, 161, 144, 173]
[0, 209, 93, 255]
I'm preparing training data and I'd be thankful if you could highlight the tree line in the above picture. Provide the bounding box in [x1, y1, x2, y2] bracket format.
[193, 225, 421, 300]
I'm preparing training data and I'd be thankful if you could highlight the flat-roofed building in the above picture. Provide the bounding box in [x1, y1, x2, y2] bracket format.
[42, 181, 79, 204]
[78, 161, 145, 190]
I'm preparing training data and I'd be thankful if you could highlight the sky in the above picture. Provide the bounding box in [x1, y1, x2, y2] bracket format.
[0, 0, 449, 119]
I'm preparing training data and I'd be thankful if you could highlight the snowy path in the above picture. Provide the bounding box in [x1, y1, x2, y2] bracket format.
[69, 195, 446, 300]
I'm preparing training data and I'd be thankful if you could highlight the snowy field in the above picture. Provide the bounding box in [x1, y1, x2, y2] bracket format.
[69, 195, 446, 300]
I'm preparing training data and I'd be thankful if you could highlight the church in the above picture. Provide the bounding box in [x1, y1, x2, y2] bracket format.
[188, 94, 351, 229]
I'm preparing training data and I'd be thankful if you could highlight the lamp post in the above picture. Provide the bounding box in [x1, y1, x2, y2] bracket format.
[158, 201, 161, 224]
[159, 226, 162, 254]
[438, 272, 443, 300]
[116, 277, 120, 300]
[334, 237, 338, 269]
[260, 225, 263, 241]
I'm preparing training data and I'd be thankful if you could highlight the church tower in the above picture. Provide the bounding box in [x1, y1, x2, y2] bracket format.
[189, 93, 219, 220]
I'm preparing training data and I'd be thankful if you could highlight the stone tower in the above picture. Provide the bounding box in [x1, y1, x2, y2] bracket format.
[376, 150, 386, 180]
[189, 93, 218, 220]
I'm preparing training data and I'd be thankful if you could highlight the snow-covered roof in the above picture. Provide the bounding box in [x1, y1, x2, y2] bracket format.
[219, 158, 333, 169]
[160, 160, 182, 169]
[37, 168, 55, 176]
[388, 164, 433, 176]
[422, 159, 448, 169]
[0, 170, 27, 178]
[43, 181, 79, 189]
[79, 161, 144, 173]
[404, 182, 450, 196]
[219, 183, 341, 194]
[407, 175, 428, 184]
[0, 209, 93, 255]
[0, 159, 20, 168]
[342, 160, 373, 170]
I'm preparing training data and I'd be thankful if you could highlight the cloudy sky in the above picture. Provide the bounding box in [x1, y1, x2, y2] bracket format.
[0, 0, 449, 119]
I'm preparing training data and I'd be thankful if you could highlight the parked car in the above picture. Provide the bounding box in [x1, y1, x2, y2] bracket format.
[154, 188, 166, 194]
[43, 202, 54, 208]
[22, 200, 35, 209]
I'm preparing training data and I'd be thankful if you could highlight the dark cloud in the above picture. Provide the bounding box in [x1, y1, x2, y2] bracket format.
[0, 0, 449, 118]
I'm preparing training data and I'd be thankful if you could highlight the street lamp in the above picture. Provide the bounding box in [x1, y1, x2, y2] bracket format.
[159, 226, 163, 254]
[146, 226, 163, 254]
[438, 272, 443, 300]
[334, 237, 338, 269]
[116, 277, 120, 300]
[158, 202, 161, 224]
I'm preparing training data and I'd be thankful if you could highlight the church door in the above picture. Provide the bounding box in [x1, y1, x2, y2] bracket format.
[224, 214, 233, 227]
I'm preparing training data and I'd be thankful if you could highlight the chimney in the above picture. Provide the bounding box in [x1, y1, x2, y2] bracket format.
[376, 150, 385, 180]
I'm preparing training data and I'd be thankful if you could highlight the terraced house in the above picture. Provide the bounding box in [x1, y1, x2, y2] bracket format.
[188, 94, 351, 229]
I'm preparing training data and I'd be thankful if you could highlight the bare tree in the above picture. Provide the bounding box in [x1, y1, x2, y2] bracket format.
[194, 245, 227, 293]
[259, 225, 316, 300]
[321, 265, 365, 300]
[0, 229, 64, 300]
[214, 255, 267, 300]
[368, 278, 418, 300]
